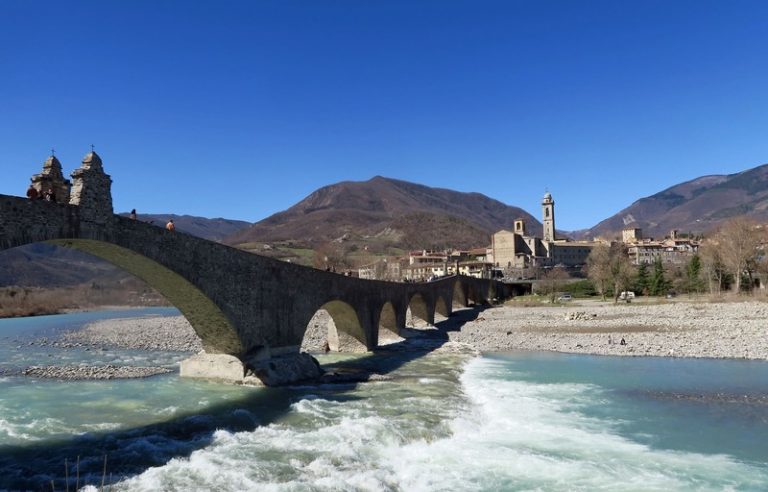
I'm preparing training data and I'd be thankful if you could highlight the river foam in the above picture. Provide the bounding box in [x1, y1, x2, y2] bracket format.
[115, 355, 768, 491]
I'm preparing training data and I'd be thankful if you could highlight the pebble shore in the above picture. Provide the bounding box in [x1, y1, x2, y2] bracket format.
[22, 365, 172, 380]
[23, 315, 201, 381]
[446, 299, 768, 360]
[25, 299, 768, 381]
[56, 316, 203, 352]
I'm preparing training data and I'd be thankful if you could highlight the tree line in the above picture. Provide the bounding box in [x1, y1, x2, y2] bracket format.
[584, 216, 766, 300]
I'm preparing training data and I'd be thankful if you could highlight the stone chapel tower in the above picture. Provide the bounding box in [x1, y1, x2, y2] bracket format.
[69, 151, 113, 224]
[31, 154, 71, 203]
[542, 191, 555, 243]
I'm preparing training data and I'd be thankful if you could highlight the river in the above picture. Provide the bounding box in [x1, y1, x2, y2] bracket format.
[1, 309, 767, 491]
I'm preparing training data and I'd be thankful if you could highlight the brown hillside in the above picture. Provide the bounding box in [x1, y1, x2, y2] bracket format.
[581, 163, 768, 239]
[224, 176, 541, 250]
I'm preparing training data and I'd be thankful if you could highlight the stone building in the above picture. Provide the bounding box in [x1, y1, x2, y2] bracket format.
[30, 154, 71, 203]
[69, 151, 113, 224]
[622, 227, 642, 243]
[625, 230, 699, 265]
[492, 192, 600, 270]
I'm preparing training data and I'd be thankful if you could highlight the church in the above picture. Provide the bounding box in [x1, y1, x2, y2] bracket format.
[491, 192, 599, 270]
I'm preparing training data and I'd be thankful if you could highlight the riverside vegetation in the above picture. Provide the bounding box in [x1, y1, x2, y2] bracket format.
[0, 283, 168, 318]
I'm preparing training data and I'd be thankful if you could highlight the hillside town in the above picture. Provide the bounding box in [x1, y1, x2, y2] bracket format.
[352, 191, 768, 300]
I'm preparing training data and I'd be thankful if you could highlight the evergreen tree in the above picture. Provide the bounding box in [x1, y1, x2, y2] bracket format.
[649, 257, 669, 296]
[686, 254, 703, 295]
[634, 262, 649, 295]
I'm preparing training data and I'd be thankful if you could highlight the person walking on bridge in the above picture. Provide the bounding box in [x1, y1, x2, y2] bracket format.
[166, 219, 175, 232]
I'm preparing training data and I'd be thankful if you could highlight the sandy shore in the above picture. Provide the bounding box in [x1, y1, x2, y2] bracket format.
[445, 299, 768, 360]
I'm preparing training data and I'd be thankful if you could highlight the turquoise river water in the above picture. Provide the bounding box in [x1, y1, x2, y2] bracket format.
[1, 309, 768, 491]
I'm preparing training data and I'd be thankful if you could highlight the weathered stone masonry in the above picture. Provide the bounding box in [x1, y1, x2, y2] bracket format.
[1, 152, 527, 384]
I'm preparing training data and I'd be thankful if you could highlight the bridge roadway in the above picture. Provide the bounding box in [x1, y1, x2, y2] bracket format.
[0, 192, 527, 383]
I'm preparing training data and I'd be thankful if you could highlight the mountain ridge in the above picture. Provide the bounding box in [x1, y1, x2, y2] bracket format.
[580, 163, 768, 239]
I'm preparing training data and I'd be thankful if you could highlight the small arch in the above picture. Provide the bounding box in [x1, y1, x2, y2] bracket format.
[434, 296, 450, 323]
[377, 301, 402, 346]
[301, 300, 367, 353]
[407, 293, 432, 328]
[452, 281, 467, 308]
[487, 282, 498, 304]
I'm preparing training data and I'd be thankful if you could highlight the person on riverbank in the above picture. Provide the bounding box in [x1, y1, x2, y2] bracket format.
[166, 219, 175, 232]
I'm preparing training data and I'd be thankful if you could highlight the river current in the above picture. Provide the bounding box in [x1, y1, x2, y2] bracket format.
[1, 309, 768, 491]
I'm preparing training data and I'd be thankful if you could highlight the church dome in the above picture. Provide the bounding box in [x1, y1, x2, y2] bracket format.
[543, 191, 552, 200]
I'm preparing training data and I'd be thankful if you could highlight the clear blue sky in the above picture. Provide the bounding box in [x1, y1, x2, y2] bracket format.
[1, 1, 767, 231]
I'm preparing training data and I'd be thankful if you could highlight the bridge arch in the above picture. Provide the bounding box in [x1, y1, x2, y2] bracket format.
[435, 296, 450, 319]
[378, 301, 398, 332]
[407, 292, 433, 327]
[2, 238, 242, 355]
[308, 300, 368, 353]
[452, 280, 468, 308]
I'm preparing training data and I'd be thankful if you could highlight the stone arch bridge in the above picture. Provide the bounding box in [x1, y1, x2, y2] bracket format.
[0, 152, 528, 383]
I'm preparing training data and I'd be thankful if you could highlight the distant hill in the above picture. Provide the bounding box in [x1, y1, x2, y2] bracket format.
[121, 214, 250, 242]
[0, 215, 251, 288]
[224, 176, 542, 251]
[581, 163, 768, 239]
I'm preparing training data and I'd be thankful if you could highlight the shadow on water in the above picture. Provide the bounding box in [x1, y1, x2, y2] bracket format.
[0, 304, 489, 490]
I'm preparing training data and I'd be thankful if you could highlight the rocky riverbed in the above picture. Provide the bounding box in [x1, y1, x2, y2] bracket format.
[445, 299, 768, 360]
[21, 364, 172, 380]
[24, 299, 768, 382]
[42, 315, 203, 352]
[22, 315, 201, 381]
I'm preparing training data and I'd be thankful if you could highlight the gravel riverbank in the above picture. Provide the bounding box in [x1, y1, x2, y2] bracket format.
[55, 315, 202, 352]
[446, 299, 768, 360]
[23, 315, 201, 381]
[27, 299, 767, 382]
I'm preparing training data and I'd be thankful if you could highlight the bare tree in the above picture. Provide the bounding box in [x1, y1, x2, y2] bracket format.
[586, 243, 612, 300]
[610, 244, 635, 303]
[313, 242, 346, 271]
[536, 266, 570, 303]
[699, 241, 725, 295]
[711, 217, 763, 293]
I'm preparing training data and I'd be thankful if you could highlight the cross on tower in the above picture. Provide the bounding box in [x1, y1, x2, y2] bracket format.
[51, 147, 55, 156]
[90, 144, 95, 152]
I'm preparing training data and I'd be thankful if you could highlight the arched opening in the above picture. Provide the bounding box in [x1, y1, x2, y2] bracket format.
[47, 239, 240, 355]
[452, 281, 467, 308]
[487, 282, 497, 304]
[434, 296, 450, 323]
[300, 300, 367, 353]
[377, 301, 402, 346]
[406, 293, 432, 329]
[467, 284, 479, 306]
[0, 242, 169, 317]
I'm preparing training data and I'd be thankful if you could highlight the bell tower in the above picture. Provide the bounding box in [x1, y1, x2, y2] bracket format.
[69, 150, 113, 224]
[542, 191, 555, 242]
[30, 152, 71, 203]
